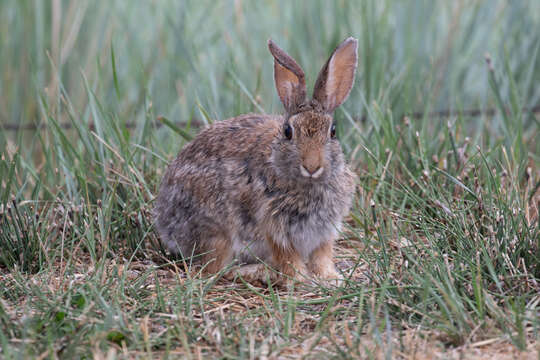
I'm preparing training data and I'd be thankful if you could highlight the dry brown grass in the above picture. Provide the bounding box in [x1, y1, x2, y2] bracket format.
[1, 237, 538, 359]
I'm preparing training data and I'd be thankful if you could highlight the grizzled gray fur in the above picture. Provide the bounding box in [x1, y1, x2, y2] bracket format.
[154, 38, 358, 283]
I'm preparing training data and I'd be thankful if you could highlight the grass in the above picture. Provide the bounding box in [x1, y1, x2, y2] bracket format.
[1, 0, 539, 358]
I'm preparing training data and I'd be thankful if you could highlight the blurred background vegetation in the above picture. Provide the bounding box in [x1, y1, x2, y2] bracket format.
[2, 1, 539, 154]
[0, 1, 539, 358]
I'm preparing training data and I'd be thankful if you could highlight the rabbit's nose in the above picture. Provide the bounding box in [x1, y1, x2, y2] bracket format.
[301, 150, 324, 177]
[300, 164, 324, 178]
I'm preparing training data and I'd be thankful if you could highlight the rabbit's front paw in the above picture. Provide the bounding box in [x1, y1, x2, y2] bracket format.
[308, 241, 340, 281]
[226, 264, 279, 285]
[312, 264, 339, 280]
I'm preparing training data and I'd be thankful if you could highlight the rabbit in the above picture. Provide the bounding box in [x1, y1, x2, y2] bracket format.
[154, 37, 358, 283]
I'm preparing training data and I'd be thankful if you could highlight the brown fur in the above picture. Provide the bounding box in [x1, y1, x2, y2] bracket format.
[266, 234, 308, 281]
[291, 111, 331, 173]
[154, 38, 359, 285]
[201, 235, 234, 274]
[268, 40, 306, 113]
[313, 38, 358, 113]
[308, 241, 337, 279]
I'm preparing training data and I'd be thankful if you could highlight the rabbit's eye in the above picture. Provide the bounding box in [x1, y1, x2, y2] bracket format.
[330, 123, 336, 138]
[284, 123, 293, 140]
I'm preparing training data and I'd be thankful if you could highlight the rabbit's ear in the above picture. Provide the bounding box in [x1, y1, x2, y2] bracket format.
[268, 39, 306, 113]
[312, 37, 358, 113]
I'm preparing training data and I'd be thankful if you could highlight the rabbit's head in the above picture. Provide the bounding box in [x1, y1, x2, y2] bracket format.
[268, 38, 358, 182]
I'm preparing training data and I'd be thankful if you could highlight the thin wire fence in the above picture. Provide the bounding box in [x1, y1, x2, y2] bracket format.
[2, 105, 539, 132]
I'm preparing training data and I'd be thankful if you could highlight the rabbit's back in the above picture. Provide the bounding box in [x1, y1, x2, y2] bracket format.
[154, 114, 281, 260]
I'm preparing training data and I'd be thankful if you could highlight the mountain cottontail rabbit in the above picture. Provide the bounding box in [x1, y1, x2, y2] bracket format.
[155, 38, 358, 283]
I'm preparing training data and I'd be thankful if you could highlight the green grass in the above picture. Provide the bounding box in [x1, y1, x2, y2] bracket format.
[1, 0, 539, 358]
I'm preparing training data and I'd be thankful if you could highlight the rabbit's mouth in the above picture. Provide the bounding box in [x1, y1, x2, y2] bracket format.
[299, 165, 324, 179]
